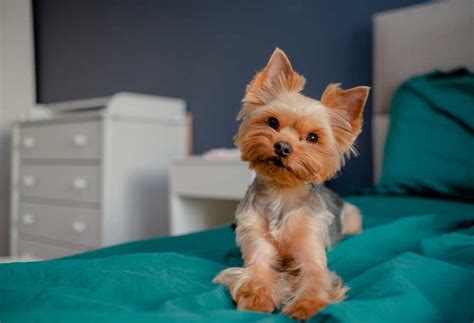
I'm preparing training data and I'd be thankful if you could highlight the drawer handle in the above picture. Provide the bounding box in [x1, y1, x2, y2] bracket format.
[22, 175, 36, 187]
[72, 221, 87, 233]
[21, 213, 36, 225]
[73, 134, 88, 147]
[72, 178, 88, 191]
[22, 137, 36, 148]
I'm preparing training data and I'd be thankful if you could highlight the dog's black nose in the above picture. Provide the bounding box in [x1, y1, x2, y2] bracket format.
[274, 141, 292, 158]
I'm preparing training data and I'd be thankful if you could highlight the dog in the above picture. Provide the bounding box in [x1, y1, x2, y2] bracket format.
[213, 48, 369, 320]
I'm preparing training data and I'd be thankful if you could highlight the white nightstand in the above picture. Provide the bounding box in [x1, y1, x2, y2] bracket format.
[169, 157, 253, 235]
[10, 93, 188, 259]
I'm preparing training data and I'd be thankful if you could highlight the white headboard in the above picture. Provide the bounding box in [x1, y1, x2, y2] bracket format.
[372, 0, 474, 179]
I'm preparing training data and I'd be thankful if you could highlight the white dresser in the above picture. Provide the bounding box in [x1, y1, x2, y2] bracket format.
[10, 93, 187, 259]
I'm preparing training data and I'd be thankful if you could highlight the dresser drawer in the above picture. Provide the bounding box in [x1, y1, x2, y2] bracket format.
[17, 239, 86, 260]
[19, 165, 101, 203]
[19, 121, 101, 160]
[18, 203, 101, 247]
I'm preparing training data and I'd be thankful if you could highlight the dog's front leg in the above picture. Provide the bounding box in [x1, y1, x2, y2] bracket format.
[281, 211, 347, 320]
[213, 210, 282, 313]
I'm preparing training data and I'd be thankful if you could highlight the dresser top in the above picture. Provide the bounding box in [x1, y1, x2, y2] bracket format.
[21, 92, 186, 126]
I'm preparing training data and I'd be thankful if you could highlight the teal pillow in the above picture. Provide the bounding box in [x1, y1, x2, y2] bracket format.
[377, 69, 474, 200]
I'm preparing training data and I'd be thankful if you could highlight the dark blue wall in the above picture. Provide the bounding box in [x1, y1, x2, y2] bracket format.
[33, 0, 425, 195]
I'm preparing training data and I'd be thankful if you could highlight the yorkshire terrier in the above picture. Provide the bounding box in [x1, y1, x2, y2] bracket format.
[213, 48, 370, 320]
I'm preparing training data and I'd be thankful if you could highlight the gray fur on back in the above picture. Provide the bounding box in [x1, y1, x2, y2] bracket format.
[309, 183, 344, 246]
[236, 178, 346, 248]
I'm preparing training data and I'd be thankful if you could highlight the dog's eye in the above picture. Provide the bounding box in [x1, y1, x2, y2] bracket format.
[306, 133, 318, 143]
[267, 117, 279, 130]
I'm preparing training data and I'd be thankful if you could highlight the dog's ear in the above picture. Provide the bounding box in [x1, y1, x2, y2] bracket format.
[322, 84, 370, 152]
[240, 48, 305, 117]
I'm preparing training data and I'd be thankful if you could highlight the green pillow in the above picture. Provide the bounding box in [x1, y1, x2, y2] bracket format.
[376, 69, 474, 201]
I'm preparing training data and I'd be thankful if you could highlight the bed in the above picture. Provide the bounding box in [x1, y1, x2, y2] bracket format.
[0, 195, 473, 322]
[1, 1, 473, 322]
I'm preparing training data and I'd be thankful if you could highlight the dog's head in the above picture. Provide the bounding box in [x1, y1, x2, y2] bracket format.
[235, 48, 370, 186]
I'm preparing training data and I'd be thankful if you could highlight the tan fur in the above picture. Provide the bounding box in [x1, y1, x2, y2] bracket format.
[213, 209, 286, 312]
[240, 48, 306, 118]
[214, 48, 369, 320]
[278, 212, 348, 318]
[322, 84, 370, 153]
[235, 95, 344, 186]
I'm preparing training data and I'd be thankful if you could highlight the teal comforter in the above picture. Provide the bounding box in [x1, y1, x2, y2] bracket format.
[1, 195, 473, 322]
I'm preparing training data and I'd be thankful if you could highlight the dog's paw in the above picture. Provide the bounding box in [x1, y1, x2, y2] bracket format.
[282, 295, 330, 320]
[328, 273, 348, 302]
[235, 279, 278, 313]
